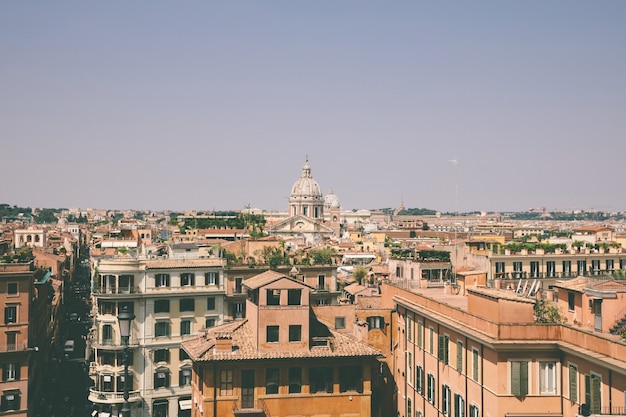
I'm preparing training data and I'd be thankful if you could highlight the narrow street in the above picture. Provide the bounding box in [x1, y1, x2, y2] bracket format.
[34, 248, 93, 417]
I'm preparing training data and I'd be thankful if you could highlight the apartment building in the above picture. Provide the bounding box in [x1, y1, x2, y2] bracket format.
[484, 248, 626, 283]
[89, 256, 226, 417]
[0, 263, 35, 417]
[181, 270, 383, 417]
[385, 282, 626, 417]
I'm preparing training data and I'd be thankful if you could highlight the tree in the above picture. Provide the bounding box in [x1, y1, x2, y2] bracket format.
[34, 208, 58, 224]
[309, 247, 336, 265]
[353, 267, 368, 285]
[534, 299, 565, 324]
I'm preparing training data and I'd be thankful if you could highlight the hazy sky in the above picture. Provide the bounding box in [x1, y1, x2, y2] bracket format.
[2, 2, 625, 213]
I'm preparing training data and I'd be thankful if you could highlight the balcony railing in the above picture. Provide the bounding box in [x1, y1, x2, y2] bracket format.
[93, 286, 140, 295]
[88, 388, 142, 404]
[0, 342, 29, 352]
[579, 404, 625, 416]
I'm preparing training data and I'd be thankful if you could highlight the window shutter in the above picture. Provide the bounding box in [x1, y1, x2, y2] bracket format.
[438, 335, 445, 361]
[585, 374, 591, 406]
[591, 375, 601, 413]
[511, 361, 528, 396]
[569, 365, 577, 402]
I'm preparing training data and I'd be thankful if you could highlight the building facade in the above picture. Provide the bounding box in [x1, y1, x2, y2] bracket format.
[182, 270, 383, 417]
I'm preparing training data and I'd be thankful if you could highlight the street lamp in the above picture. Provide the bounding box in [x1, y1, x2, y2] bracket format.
[118, 305, 135, 417]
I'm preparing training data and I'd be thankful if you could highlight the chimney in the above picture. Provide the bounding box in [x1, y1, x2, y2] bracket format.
[215, 332, 233, 352]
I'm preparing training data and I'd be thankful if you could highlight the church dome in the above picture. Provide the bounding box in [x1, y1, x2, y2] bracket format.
[290, 160, 322, 200]
[324, 187, 340, 209]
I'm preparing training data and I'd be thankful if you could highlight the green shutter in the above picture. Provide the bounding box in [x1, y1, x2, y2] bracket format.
[569, 365, 578, 402]
[439, 335, 445, 361]
[511, 361, 528, 396]
[457, 342, 463, 371]
[585, 374, 591, 406]
[591, 375, 601, 413]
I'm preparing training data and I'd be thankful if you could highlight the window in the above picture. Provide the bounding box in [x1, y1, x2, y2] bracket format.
[179, 298, 195, 312]
[339, 366, 363, 393]
[287, 289, 302, 305]
[438, 335, 450, 365]
[577, 260, 587, 275]
[235, 277, 243, 294]
[179, 368, 192, 386]
[153, 399, 168, 417]
[181, 320, 192, 336]
[310, 367, 333, 393]
[513, 261, 522, 278]
[6, 332, 17, 351]
[457, 341, 463, 371]
[234, 302, 244, 318]
[335, 317, 346, 329]
[591, 260, 600, 275]
[317, 274, 326, 290]
[155, 274, 170, 288]
[289, 325, 301, 342]
[568, 292, 575, 311]
[367, 316, 384, 330]
[220, 370, 233, 395]
[154, 349, 170, 363]
[417, 321, 423, 348]
[1, 392, 20, 412]
[154, 299, 170, 313]
[288, 368, 302, 393]
[2, 363, 18, 382]
[416, 365, 424, 394]
[407, 397, 412, 417]
[154, 370, 170, 388]
[546, 261, 556, 278]
[510, 360, 529, 396]
[469, 404, 479, 417]
[102, 324, 113, 345]
[427, 373, 435, 404]
[606, 259, 614, 272]
[205, 318, 216, 328]
[495, 262, 505, 278]
[530, 261, 539, 278]
[7, 282, 18, 296]
[585, 373, 602, 414]
[429, 327, 434, 354]
[407, 315, 413, 343]
[407, 351, 413, 385]
[472, 348, 479, 382]
[206, 297, 216, 310]
[454, 393, 465, 417]
[180, 273, 195, 286]
[179, 348, 190, 361]
[569, 364, 578, 402]
[267, 289, 281, 305]
[539, 362, 557, 394]
[442, 385, 451, 416]
[266, 325, 279, 343]
[265, 368, 279, 394]
[563, 260, 572, 277]
[205, 271, 219, 286]
[155, 321, 171, 337]
[4, 305, 17, 324]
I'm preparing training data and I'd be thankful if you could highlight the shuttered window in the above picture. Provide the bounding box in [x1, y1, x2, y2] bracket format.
[569, 364, 578, 402]
[417, 322, 423, 348]
[438, 335, 449, 365]
[456, 341, 463, 371]
[511, 361, 529, 396]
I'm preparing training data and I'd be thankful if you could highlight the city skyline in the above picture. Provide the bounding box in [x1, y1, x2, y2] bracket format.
[2, 2, 625, 213]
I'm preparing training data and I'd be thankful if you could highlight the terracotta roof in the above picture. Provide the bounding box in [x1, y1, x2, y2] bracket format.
[243, 270, 315, 290]
[344, 283, 368, 295]
[145, 258, 224, 269]
[182, 318, 383, 362]
[242, 270, 287, 290]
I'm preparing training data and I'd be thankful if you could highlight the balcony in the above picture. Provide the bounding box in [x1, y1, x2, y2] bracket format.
[232, 398, 268, 417]
[90, 338, 139, 349]
[88, 388, 142, 404]
[93, 286, 140, 295]
[579, 404, 626, 416]
[0, 342, 29, 352]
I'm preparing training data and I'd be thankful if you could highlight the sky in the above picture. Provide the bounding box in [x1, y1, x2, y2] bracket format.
[1, 2, 625, 214]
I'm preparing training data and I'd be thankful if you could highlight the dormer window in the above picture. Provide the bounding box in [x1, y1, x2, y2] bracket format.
[267, 289, 280, 306]
[287, 289, 301, 306]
